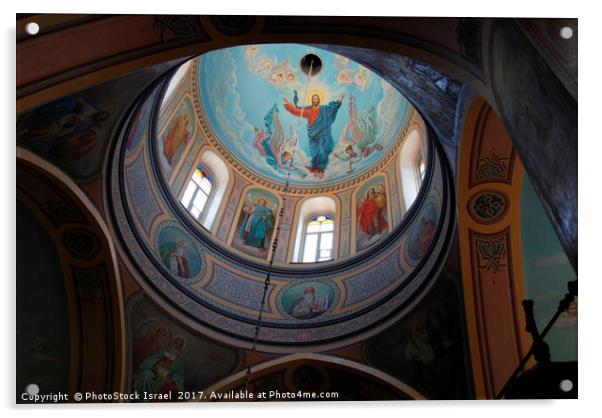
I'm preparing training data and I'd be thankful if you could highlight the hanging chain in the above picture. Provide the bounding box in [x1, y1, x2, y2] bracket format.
[243, 63, 313, 393]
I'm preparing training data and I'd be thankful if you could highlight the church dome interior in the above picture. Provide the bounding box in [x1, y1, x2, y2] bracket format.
[113, 43, 452, 348]
[154, 44, 430, 266]
[15, 14, 578, 403]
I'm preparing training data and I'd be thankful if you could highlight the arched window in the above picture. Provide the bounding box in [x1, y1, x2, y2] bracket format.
[400, 128, 427, 211]
[417, 152, 426, 184]
[181, 165, 212, 221]
[292, 196, 338, 263]
[178, 149, 230, 231]
[160, 59, 193, 109]
[302, 215, 335, 263]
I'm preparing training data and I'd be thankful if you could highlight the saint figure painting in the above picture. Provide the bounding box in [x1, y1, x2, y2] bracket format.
[356, 176, 389, 251]
[232, 188, 279, 259]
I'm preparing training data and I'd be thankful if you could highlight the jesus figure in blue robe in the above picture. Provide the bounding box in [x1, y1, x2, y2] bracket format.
[283, 93, 344, 179]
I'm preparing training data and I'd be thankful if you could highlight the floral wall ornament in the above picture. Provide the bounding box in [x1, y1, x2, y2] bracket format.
[154, 15, 206, 42]
[476, 237, 507, 273]
[468, 190, 509, 224]
[476, 152, 509, 181]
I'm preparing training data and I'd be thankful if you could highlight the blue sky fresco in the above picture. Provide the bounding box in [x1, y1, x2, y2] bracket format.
[521, 176, 577, 361]
[198, 44, 411, 186]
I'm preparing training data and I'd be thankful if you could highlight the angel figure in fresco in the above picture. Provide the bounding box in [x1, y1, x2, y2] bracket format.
[334, 95, 383, 173]
[162, 113, 191, 166]
[269, 59, 298, 87]
[252, 105, 307, 178]
[244, 45, 272, 74]
[133, 335, 186, 400]
[333, 144, 361, 174]
[283, 90, 344, 179]
[244, 45, 298, 89]
[335, 55, 370, 90]
[358, 186, 388, 237]
[239, 198, 275, 249]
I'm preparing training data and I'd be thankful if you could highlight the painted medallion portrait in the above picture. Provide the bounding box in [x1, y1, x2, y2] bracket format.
[157, 226, 202, 279]
[280, 281, 335, 320]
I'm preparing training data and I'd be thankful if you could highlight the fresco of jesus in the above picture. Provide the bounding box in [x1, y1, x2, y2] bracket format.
[283, 93, 344, 179]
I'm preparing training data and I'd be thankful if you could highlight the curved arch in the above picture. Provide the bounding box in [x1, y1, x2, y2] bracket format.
[456, 95, 530, 398]
[291, 196, 339, 262]
[16, 147, 127, 395]
[17, 16, 492, 113]
[198, 353, 426, 401]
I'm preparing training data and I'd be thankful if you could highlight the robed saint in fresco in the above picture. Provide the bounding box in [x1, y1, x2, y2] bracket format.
[239, 198, 275, 249]
[133, 335, 186, 400]
[283, 92, 344, 178]
[358, 185, 388, 237]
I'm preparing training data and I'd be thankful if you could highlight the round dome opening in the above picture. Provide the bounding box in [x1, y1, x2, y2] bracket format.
[154, 44, 430, 266]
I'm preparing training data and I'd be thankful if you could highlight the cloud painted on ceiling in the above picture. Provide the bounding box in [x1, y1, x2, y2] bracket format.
[198, 44, 412, 186]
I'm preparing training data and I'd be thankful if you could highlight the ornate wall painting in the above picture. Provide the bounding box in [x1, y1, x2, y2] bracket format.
[405, 199, 438, 265]
[111, 64, 451, 347]
[198, 44, 412, 186]
[127, 294, 240, 400]
[17, 95, 111, 178]
[231, 187, 279, 259]
[279, 281, 336, 320]
[356, 175, 389, 251]
[17, 69, 167, 182]
[126, 89, 157, 154]
[157, 96, 195, 177]
[156, 225, 203, 280]
[365, 275, 473, 399]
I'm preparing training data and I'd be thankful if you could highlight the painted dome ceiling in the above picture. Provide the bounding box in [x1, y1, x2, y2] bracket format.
[195, 44, 413, 190]
[108, 43, 452, 348]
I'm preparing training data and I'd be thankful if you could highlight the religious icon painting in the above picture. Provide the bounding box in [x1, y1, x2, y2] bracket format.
[231, 188, 279, 259]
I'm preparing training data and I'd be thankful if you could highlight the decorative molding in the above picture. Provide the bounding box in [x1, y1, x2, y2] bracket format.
[473, 233, 508, 274]
[469, 104, 516, 187]
[208, 15, 256, 36]
[154, 15, 206, 42]
[468, 190, 509, 225]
